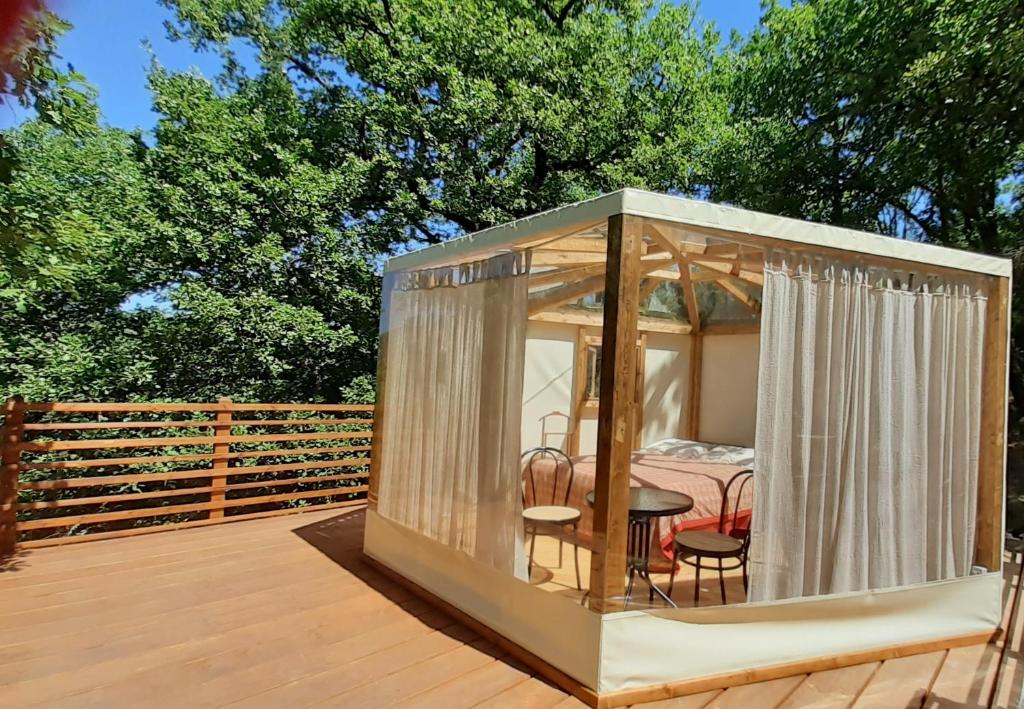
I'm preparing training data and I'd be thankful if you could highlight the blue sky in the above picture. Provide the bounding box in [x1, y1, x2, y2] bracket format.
[0, 0, 769, 131]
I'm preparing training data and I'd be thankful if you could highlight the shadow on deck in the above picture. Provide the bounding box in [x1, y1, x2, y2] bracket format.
[0, 506, 1020, 708]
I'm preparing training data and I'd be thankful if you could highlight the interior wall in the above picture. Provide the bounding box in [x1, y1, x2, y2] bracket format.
[699, 334, 759, 447]
[521, 322, 690, 455]
[522, 321, 576, 452]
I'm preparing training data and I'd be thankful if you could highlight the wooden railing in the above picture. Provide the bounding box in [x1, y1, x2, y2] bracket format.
[0, 397, 373, 553]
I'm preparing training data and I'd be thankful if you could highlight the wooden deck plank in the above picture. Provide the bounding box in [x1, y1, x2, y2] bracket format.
[0, 506, 1013, 709]
[327, 640, 502, 707]
[706, 675, 806, 708]
[219, 625, 481, 707]
[992, 545, 1024, 709]
[924, 642, 1001, 708]
[778, 663, 879, 709]
[632, 689, 723, 708]
[851, 651, 946, 709]
[396, 655, 532, 707]
[474, 677, 570, 708]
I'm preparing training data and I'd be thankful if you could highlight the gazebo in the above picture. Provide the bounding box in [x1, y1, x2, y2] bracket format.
[363, 189, 1011, 706]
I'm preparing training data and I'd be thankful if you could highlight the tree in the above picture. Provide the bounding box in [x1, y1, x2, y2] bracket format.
[140, 66, 381, 401]
[162, 0, 727, 248]
[715, 0, 1024, 244]
[0, 7, 104, 309]
[712, 0, 1024, 410]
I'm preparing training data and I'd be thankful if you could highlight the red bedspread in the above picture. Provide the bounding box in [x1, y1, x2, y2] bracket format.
[523, 453, 752, 572]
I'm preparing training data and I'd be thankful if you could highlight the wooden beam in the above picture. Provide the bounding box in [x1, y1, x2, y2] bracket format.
[589, 213, 641, 613]
[529, 309, 692, 335]
[527, 258, 672, 316]
[702, 322, 761, 336]
[638, 278, 661, 302]
[691, 267, 764, 287]
[534, 237, 607, 253]
[716, 278, 761, 314]
[1, 395, 24, 555]
[686, 335, 703, 440]
[528, 273, 607, 316]
[644, 269, 681, 281]
[645, 221, 707, 255]
[207, 398, 232, 520]
[529, 264, 604, 288]
[975, 275, 1011, 570]
[665, 220, 992, 280]
[570, 326, 590, 457]
[530, 252, 608, 267]
[645, 223, 701, 332]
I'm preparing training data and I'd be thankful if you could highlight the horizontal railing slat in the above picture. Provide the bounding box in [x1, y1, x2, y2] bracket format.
[20, 402, 374, 413]
[14, 471, 368, 510]
[19, 457, 370, 490]
[18, 445, 373, 471]
[18, 485, 369, 530]
[19, 430, 373, 452]
[22, 417, 372, 431]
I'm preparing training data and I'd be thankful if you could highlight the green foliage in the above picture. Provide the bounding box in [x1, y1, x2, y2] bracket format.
[3, 0, 1024, 441]
[714, 0, 1024, 251]
[162, 0, 727, 243]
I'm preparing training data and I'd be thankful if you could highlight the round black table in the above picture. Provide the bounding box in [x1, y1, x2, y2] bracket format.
[585, 487, 694, 608]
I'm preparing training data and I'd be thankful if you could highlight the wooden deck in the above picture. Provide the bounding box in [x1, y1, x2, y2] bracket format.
[0, 506, 1020, 708]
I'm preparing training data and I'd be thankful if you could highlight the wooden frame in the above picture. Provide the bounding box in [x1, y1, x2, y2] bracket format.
[975, 275, 1011, 570]
[588, 213, 642, 613]
[569, 329, 647, 455]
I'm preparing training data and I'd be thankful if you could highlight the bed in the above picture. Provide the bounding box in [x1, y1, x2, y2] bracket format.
[523, 439, 754, 572]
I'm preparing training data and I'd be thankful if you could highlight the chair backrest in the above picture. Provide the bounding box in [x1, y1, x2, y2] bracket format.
[521, 447, 575, 508]
[718, 469, 754, 543]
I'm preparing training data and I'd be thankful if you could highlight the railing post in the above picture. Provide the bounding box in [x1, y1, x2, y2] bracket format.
[1, 395, 25, 556]
[209, 398, 233, 519]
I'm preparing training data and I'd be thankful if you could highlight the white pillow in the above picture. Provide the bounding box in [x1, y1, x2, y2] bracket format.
[642, 438, 754, 467]
[641, 438, 710, 460]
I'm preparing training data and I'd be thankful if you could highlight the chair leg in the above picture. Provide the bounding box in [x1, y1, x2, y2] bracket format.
[693, 556, 701, 607]
[742, 555, 749, 593]
[573, 541, 581, 591]
[572, 524, 582, 591]
[667, 546, 679, 598]
[718, 557, 727, 605]
[625, 564, 636, 606]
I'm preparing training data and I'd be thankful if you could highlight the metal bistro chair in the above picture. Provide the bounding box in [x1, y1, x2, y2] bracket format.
[667, 469, 753, 606]
[521, 447, 582, 590]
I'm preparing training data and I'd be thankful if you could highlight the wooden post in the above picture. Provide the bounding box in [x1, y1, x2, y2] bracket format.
[975, 276, 1011, 571]
[1, 395, 25, 556]
[588, 214, 642, 612]
[686, 334, 703, 441]
[208, 398, 232, 520]
[569, 326, 589, 457]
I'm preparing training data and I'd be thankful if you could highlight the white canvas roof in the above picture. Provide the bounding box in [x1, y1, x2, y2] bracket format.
[386, 189, 1012, 277]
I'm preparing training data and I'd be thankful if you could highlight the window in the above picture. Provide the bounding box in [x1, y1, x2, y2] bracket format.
[571, 329, 647, 453]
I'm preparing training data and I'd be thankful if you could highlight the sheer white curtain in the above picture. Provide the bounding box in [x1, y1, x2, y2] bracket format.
[376, 252, 529, 579]
[750, 253, 987, 602]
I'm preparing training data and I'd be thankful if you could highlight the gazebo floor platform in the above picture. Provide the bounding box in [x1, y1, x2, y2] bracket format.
[0, 506, 1020, 708]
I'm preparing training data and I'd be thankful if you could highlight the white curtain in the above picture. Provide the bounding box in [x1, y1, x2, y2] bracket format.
[750, 253, 987, 602]
[376, 252, 529, 579]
